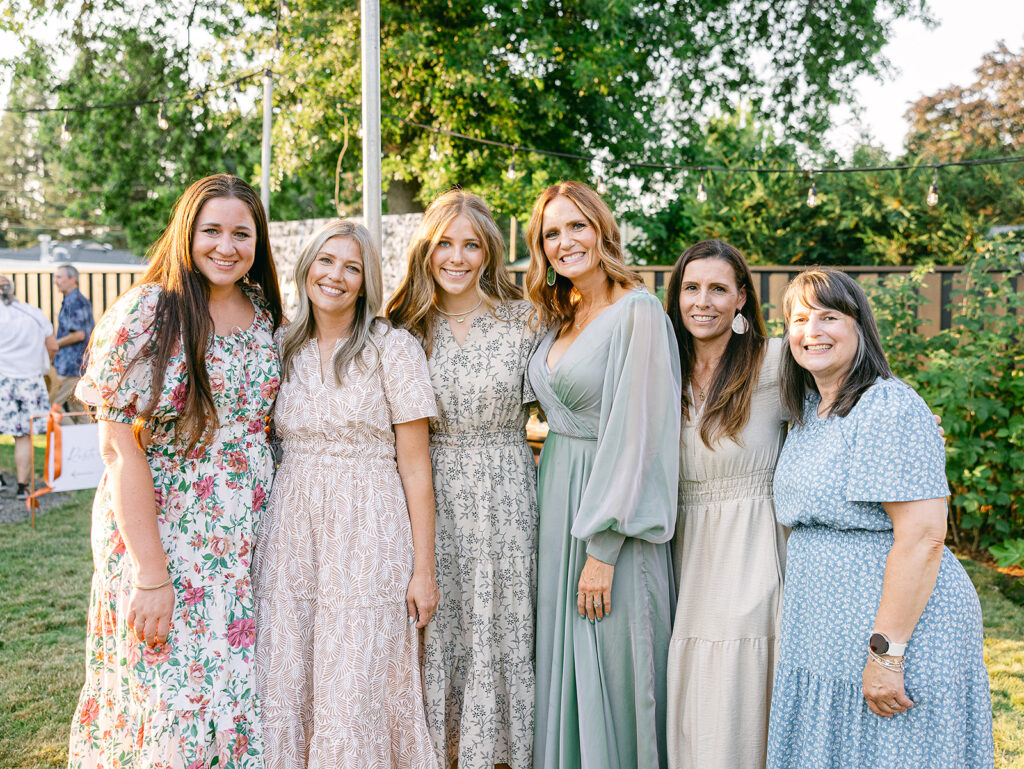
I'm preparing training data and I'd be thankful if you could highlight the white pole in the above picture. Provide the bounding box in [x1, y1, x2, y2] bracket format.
[261, 69, 273, 217]
[360, 0, 382, 255]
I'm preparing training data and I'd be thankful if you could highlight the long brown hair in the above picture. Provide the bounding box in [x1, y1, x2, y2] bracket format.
[131, 174, 282, 453]
[525, 181, 640, 333]
[665, 240, 767, 447]
[779, 267, 893, 424]
[386, 189, 520, 356]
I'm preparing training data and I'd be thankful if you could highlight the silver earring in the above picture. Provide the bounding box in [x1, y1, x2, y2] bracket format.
[731, 312, 749, 334]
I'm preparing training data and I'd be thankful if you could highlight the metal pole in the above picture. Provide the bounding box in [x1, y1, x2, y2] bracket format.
[261, 69, 273, 217]
[360, 0, 382, 255]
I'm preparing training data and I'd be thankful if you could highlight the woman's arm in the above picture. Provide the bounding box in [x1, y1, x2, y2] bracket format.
[98, 420, 174, 647]
[394, 417, 439, 629]
[862, 496, 947, 717]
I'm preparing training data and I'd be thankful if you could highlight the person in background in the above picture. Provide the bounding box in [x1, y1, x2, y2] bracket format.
[387, 189, 541, 769]
[51, 263, 95, 421]
[66, 174, 283, 769]
[0, 273, 57, 500]
[525, 181, 681, 769]
[768, 267, 993, 768]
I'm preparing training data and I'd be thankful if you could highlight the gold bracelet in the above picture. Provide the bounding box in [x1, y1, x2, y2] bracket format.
[868, 649, 906, 672]
[134, 576, 173, 591]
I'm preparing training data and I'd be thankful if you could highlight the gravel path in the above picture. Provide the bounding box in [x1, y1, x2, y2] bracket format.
[0, 478, 81, 524]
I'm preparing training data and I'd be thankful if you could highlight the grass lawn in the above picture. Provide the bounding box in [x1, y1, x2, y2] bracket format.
[1, 437, 1022, 767]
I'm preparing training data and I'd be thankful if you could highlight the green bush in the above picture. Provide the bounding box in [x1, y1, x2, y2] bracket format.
[866, 236, 1024, 561]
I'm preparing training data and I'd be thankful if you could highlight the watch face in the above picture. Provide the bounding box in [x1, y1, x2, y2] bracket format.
[869, 632, 889, 655]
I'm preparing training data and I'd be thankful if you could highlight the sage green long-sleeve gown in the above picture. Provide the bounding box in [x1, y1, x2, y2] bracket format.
[528, 289, 682, 769]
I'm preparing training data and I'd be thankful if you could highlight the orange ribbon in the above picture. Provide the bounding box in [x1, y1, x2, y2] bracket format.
[26, 403, 65, 513]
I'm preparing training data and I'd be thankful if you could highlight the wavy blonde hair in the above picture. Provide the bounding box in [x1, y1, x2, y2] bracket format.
[525, 181, 640, 333]
[386, 189, 520, 357]
[281, 219, 387, 385]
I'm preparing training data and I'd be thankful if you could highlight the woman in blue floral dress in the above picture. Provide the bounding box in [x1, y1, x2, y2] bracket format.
[769, 268, 992, 768]
[67, 175, 283, 769]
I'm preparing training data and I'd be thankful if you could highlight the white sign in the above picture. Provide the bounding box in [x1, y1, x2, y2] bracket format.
[47, 423, 105, 492]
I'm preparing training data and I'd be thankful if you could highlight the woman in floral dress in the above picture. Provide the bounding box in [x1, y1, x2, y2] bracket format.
[67, 174, 283, 769]
[387, 190, 541, 769]
[254, 220, 439, 768]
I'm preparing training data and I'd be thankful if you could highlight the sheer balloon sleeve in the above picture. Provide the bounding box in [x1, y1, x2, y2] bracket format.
[571, 291, 682, 565]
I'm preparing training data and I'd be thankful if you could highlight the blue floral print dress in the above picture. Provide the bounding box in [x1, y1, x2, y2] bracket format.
[769, 377, 993, 768]
[68, 283, 281, 769]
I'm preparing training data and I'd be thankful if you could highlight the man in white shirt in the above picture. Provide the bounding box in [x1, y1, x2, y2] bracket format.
[0, 274, 58, 500]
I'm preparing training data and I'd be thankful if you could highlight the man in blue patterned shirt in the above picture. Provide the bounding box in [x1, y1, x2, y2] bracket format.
[51, 264, 94, 421]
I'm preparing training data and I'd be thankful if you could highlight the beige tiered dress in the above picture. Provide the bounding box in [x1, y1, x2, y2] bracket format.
[667, 337, 789, 769]
[253, 325, 439, 769]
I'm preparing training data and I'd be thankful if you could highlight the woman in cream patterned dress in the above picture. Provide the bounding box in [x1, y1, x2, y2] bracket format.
[388, 189, 541, 769]
[254, 220, 440, 769]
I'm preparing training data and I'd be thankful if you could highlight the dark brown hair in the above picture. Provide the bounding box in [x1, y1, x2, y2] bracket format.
[665, 239, 767, 447]
[131, 174, 282, 453]
[525, 181, 640, 333]
[779, 267, 893, 423]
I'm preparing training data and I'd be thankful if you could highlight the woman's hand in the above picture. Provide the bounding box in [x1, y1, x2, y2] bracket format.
[406, 570, 439, 629]
[862, 656, 914, 717]
[577, 555, 614, 621]
[127, 579, 175, 648]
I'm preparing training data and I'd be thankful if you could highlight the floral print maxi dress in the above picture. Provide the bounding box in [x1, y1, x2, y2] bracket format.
[68, 283, 281, 769]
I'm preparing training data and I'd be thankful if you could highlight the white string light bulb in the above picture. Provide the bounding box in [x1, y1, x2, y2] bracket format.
[596, 176, 608, 195]
[926, 170, 939, 207]
[429, 142, 440, 161]
[506, 157, 516, 180]
[806, 182, 818, 208]
[696, 174, 707, 203]
[157, 103, 169, 130]
[60, 112, 71, 146]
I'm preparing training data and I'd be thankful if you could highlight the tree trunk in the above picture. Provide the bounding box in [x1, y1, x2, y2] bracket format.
[385, 178, 425, 214]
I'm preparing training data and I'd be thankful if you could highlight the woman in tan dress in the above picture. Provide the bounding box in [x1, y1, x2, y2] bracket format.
[387, 190, 541, 769]
[664, 240, 788, 769]
[254, 220, 440, 769]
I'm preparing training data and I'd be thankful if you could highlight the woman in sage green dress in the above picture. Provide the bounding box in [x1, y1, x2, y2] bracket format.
[525, 181, 681, 769]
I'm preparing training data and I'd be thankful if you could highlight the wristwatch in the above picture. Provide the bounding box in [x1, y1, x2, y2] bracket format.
[869, 631, 907, 657]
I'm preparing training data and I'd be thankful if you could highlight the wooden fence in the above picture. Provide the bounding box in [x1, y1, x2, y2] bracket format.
[7, 262, 1021, 337]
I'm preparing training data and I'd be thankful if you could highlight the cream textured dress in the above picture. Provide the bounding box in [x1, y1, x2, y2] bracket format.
[667, 337, 788, 769]
[253, 324, 440, 769]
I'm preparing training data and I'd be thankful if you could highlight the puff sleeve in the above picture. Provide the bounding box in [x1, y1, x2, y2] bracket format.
[380, 326, 439, 425]
[571, 292, 683, 564]
[844, 378, 950, 503]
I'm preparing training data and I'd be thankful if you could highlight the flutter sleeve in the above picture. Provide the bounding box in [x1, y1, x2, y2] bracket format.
[380, 326, 439, 425]
[572, 291, 682, 564]
[845, 378, 950, 503]
[75, 284, 162, 425]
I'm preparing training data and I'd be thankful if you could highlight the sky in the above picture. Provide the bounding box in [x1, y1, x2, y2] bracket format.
[827, 0, 1024, 156]
[1, 1, 1022, 160]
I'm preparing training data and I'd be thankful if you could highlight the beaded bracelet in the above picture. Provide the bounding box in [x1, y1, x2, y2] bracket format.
[134, 576, 173, 591]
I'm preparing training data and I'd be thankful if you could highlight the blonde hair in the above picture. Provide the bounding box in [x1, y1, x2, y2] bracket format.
[281, 219, 387, 384]
[525, 181, 639, 333]
[386, 189, 520, 356]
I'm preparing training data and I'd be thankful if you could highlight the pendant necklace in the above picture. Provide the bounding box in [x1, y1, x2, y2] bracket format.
[435, 298, 483, 324]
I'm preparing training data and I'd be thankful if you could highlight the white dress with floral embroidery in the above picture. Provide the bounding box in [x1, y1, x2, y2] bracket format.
[68, 282, 281, 769]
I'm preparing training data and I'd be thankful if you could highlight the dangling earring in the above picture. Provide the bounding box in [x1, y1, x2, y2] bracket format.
[546, 266, 557, 287]
[731, 312, 749, 334]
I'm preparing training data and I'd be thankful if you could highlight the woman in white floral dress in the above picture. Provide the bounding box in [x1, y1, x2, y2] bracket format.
[67, 175, 284, 769]
[387, 190, 541, 769]
[254, 220, 440, 768]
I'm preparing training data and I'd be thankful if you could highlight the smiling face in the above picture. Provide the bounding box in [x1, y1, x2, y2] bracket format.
[305, 235, 364, 327]
[677, 257, 746, 343]
[190, 196, 257, 294]
[429, 214, 485, 303]
[787, 296, 861, 388]
[541, 195, 600, 282]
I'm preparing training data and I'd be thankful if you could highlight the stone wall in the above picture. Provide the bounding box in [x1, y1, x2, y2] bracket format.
[269, 213, 424, 317]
